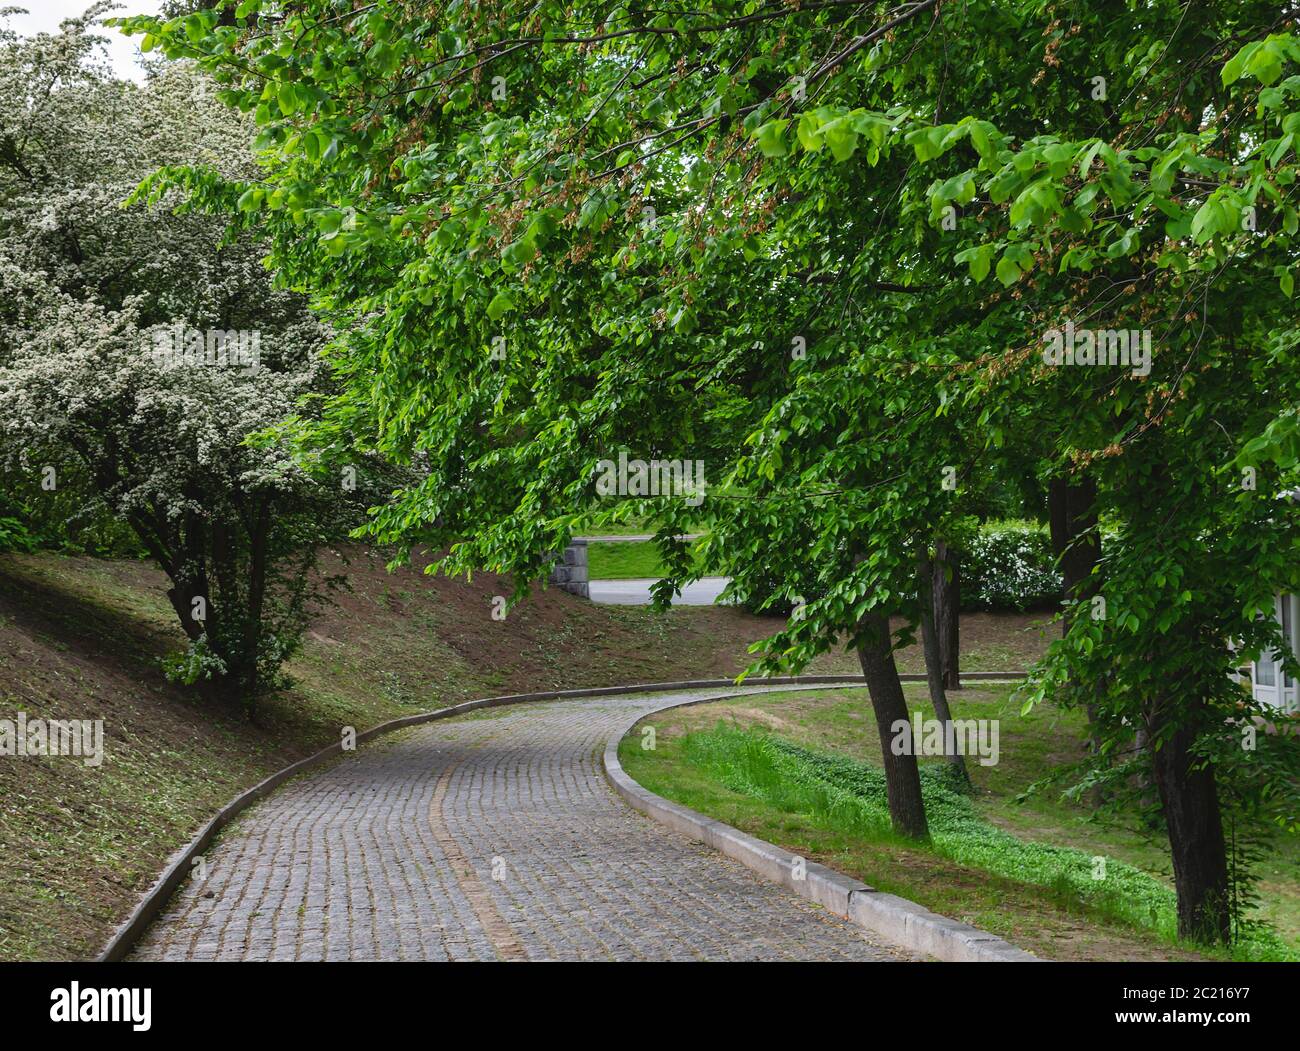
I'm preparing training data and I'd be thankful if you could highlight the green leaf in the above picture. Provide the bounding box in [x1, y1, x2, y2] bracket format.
[502, 238, 537, 267]
[486, 291, 515, 321]
[907, 125, 952, 163]
[796, 112, 825, 152]
[820, 117, 859, 162]
[954, 243, 993, 282]
[968, 120, 996, 161]
[755, 119, 790, 158]
[995, 252, 1022, 287]
[317, 209, 343, 239]
[1247, 42, 1285, 86]
[577, 193, 606, 229]
[1191, 199, 1222, 243]
[1222, 43, 1259, 86]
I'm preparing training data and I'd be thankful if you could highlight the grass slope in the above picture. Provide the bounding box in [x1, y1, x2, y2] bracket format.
[620, 686, 1300, 961]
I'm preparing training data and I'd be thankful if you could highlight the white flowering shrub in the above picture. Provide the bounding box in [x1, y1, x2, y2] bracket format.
[0, 7, 366, 706]
[960, 523, 1063, 612]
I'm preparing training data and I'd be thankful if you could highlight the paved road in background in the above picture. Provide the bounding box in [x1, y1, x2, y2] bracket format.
[129, 687, 918, 962]
[587, 576, 730, 605]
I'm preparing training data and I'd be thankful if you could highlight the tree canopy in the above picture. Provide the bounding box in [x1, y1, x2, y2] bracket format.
[118, 0, 1300, 945]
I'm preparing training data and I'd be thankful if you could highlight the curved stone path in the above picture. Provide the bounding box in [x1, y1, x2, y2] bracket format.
[129, 687, 921, 962]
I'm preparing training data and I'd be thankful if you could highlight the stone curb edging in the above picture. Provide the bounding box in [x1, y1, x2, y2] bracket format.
[601, 686, 1041, 964]
[100, 672, 1030, 961]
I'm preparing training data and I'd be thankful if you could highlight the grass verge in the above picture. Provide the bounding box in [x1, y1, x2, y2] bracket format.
[586, 539, 703, 579]
[620, 686, 1300, 962]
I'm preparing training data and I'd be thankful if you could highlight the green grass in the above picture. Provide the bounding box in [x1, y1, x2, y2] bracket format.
[621, 686, 1300, 961]
[587, 539, 702, 579]
[686, 726, 1296, 958]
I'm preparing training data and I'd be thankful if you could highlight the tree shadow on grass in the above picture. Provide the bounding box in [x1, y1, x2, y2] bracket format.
[0, 555, 180, 682]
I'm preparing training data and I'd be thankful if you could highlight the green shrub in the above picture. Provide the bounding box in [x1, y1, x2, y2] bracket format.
[0, 515, 36, 553]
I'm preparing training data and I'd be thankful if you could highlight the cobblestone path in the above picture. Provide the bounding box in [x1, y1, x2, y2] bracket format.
[130, 687, 920, 961]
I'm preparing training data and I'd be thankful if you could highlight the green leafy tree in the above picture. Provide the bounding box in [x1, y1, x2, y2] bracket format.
[126, 0, 1300, 942]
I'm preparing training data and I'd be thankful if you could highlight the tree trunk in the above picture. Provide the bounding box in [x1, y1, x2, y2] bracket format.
[1132, 723, 1161, 829]
[1148, 698, 1231, 944]
[1048, 475, 1101, 637]
[855, 611, 930, 840]
[238, 500, 273, 703]
[1048, 475, 1104, 750]
[165, 510, 210, 644]
[919, 556, 971, 788]
[933, 539, 961, 690]
[165, 580, 208, 642]
[1045, 470, 1097, 611]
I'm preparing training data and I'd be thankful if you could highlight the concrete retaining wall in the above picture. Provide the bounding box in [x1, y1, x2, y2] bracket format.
[548, 539, 589, 598]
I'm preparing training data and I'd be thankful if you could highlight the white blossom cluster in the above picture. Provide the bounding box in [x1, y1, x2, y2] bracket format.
[0, 17, 328, 518]
[962, 525, 1063, 612]
[0, 7, 344, 698]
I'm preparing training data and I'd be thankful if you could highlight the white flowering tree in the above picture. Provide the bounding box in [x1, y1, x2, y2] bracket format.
[0, 5, 357, 706]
